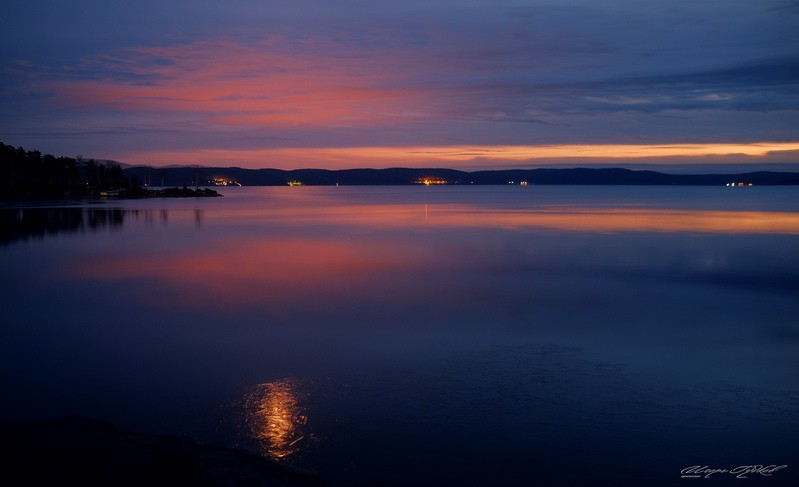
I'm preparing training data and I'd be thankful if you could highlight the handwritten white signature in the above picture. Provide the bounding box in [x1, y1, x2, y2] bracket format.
[681, 465, 788, 479]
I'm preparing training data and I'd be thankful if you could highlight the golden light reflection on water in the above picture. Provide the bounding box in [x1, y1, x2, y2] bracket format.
[426, 207, 799, 234]
[244, 379, 308, 460]
[210, 201, 799, 234]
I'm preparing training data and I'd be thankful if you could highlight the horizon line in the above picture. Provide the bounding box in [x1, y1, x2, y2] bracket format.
[121, 164, 799, 176]
[107, 142, 799, 170]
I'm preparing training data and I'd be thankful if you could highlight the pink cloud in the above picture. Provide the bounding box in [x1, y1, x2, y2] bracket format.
[52, 37, 438, 129]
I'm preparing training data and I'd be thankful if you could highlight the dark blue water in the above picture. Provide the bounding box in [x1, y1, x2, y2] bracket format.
[2, 186, 798, 486]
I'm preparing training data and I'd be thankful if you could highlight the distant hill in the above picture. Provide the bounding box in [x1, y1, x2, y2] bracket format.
[122, 166, 799, 186]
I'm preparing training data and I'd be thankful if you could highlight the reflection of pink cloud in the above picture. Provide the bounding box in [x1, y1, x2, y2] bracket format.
[69, 237, 424, 310]
[66, 201, 799, 310]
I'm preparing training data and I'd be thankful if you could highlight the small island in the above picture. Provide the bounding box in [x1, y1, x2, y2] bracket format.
[0, 142, 220, 200]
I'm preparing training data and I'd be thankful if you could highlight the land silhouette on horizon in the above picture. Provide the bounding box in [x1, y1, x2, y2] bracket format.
[124, 164, 799, 187]
[0, 142, 220, 199]
[3, 142, 799, 198]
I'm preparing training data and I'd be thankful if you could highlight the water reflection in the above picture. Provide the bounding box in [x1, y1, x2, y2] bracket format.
[253, 203, 799, 234]
[0, 207, 130, 245]
[5, 197, 797, 249]
[244, 379, 309, 460]
[64, 205, 799, 311]
[1, 187, 797, 486]
[0, 206, 210, 246]
[70, 237, 411, 310]
[435, 207, 799, 234]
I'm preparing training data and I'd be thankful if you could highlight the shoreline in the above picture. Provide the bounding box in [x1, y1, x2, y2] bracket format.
[0, 186, 222, 204]
[1, 416, 328, 487]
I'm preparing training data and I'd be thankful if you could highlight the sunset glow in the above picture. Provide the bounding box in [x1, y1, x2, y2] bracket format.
[2, 1, 796, 171]
[3, 2, 798, 482]
[116, 142, 799, 169]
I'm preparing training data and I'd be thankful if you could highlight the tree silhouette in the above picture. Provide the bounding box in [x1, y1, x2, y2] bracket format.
[0, 141, 142, 199]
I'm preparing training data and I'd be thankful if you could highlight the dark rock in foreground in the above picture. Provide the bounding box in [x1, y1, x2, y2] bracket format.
[0, 417, 327, 487]
[144, 187, 222, 198]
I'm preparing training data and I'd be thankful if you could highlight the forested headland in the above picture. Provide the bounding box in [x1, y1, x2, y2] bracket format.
[1, 142, 140, 199]
[1, 142, 218, 199]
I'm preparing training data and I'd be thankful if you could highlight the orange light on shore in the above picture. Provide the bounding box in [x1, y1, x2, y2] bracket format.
[415, 177, 447, 185]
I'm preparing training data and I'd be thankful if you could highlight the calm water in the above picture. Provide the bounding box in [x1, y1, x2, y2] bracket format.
[2, 186, 798, 486]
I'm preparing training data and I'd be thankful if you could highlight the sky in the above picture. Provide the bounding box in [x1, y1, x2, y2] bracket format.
[1, 0, 798, 171]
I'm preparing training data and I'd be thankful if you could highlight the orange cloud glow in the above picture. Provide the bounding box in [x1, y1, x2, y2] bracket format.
[118, 142, 799, 168]
[38, 36, 799, 170]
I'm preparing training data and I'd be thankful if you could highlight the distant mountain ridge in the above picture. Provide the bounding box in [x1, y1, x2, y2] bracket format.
[123, 166, 799, 186]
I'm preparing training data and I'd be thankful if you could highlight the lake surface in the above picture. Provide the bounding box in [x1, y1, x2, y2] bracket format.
[2, 185, 798, 486]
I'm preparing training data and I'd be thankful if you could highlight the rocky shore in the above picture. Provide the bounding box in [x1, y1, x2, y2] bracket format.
[141, 187, 222, 198]
[1, 417, 327, 487]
